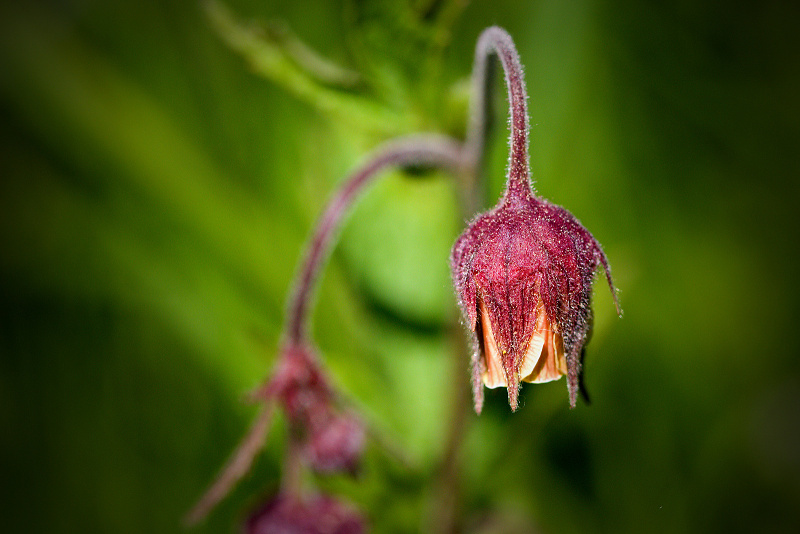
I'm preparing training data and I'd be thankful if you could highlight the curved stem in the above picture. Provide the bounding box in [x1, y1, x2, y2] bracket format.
[285, 135, 465, 345]
[184, 403, 276, 526]
[466, 26, 532, 205]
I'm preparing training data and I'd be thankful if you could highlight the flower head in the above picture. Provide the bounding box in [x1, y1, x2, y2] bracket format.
[451, 190, 619, 413]
[267, 343, 365, 474]
[452, 26, 619, 413]
[245, 493, 365, 534]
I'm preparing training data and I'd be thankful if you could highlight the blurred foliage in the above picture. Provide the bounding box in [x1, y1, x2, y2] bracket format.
[1, 0, 799, 533]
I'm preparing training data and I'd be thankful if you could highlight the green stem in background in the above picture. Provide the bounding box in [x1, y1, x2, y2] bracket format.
[260, 20, 362, 88]
[420, 0, 472, 104]
[204, 0, 411, 135]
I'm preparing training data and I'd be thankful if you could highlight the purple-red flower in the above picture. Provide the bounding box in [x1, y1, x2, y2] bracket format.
[184, 345, 366, 527]
[451, 26, 619, 414]
[451, 190, 619, 413]
[245, 493, 365, 534]
[265, 344, 365, 474]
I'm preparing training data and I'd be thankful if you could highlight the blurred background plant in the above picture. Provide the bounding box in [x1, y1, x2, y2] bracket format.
[1, 0, 799, 533]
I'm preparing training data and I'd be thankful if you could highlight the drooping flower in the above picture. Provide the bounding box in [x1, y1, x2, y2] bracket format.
[451, 26, 619, 413]
[451, 189, 619, 413]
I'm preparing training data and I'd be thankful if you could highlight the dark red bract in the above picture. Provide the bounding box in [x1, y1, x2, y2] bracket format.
[451, 189, 618, 412]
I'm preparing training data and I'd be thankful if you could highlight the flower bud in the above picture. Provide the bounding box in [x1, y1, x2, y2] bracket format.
[245, 493, 365, 534]
[269, 343, 365, 474]
[451, 192, 618, 412]
[306, 413, 365, 475]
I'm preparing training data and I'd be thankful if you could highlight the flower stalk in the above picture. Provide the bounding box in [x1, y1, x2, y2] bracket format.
[451, 27, 620, 413]
[184, 405, 275, 525]
[285, 135, 465, 344]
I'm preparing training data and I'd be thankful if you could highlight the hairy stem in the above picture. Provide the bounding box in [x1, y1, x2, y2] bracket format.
[467, 26, 532, 205]
[285, 135, 465, 344]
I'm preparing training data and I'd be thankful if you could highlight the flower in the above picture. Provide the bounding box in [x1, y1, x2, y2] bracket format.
[451, 190, 619, 413]
[267, 343, 365, 474]
[305, 413, 364, 475]
[245, 493, 365, 534]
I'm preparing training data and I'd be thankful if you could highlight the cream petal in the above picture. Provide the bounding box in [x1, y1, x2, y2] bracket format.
[479, 301, 507, 388]
[521, 310, 567, 384]
[519, 308, 546, 380]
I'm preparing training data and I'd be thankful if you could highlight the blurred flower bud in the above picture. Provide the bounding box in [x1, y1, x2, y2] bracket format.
[268, 343, 332, 424]
[451, 192, 619, 413]
[245, 493, 365, 534]
[269, 343, 365, 475]
[306, 413, 365, 475]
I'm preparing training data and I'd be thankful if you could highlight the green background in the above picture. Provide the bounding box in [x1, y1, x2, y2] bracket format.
[1, 0, 798, 532]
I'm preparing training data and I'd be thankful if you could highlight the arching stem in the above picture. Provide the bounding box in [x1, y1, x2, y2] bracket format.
[284, 135, 465, 345]
[465, 26, 533, 206]
[184, 403, 276, 526]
